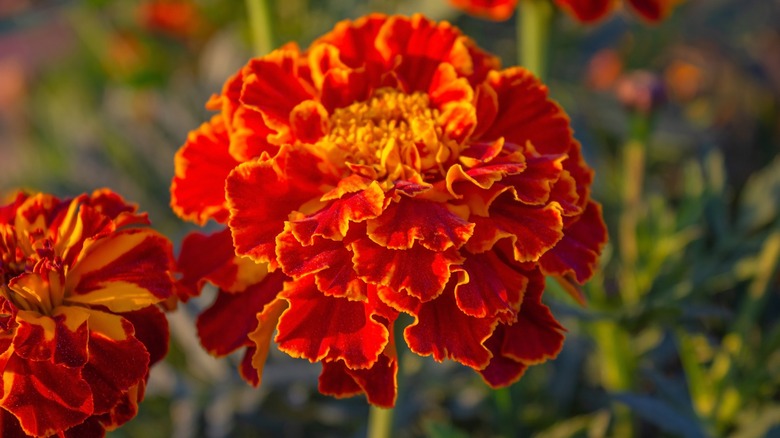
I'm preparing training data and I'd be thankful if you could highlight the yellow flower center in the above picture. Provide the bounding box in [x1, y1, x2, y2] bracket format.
[1, 229, 64, 316]
[323, 88, 458, 181]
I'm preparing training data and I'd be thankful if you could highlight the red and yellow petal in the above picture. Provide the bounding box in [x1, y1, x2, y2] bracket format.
[0, 354, 94, 437]
[352, 237, 463, 302]
[246, 297, 288, 387]
[290, 178, 385, 245]
[197, 271, 285, 356]
[227, 146, 335, 267]
[66, 229, 174, 312]
[367, 197, 474, 251]
[80, 310, 150, 415]
[454, 250, 527, 321]
[478, 272, 565, 387]
[176, 228, 267, 298]
[275, 275, 388, 369]
[277, 229, 367, 300]
[540, 200, 608, 284]
[171, 115, 239, 226]
[319, 351, 398, 408]
[404, 283, 496, 369]
[11, 307, 89, 367]
[479, 68, 572, 156]
[467, 199, 564, 262]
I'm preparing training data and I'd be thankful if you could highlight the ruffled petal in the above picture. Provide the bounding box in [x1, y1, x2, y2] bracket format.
[0, 354, 93, 437]
[246, 298, 288, 386]
[319, 351, 398, 408]
[176, 228, 266, 298]
[227, 146, 334, 267]
[290, 178, 385, 245]
[122, 305, 169, 366]
[352, 237, 463, 302]
[275, 275, 388, 369]
[12, 307, 89, 367]
[478, 271, 565, 387]
[170, 115, 239, 225]
[277, 228, 367, 300]
[467, 199, 564, 262]
[80, 310, 149, 415]
[404, 283, 496, 369]
[197, 271, 284, 356]
[66, 229, 173, 312]
[454, 251, 527, 321]
[540, 200, 608, 283]
[479, 68, 573, 156]
[366, 197, 474, 251]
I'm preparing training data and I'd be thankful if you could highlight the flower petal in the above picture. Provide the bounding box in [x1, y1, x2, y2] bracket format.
[197, 271, 284, 356]
[122, 305, 169, 366]
[0, 354, 93, 437]
[467, 199, 564, 262]
[626, 0, 677, 23]
[540, 200, 608, 283]
[176, 228, 267, 297]
[319, 351, 398, 408]
[277, 228, 367, 300]
[12, 307, 89, 367]
[454, 250, 527, 321]
[290, 179, 385, 245]
[81, 310, 149, 415]
[227, 146, 333, 267]
[352, 237, 463, 302]
[366, 198, 474, 251]
[275, 275, 388, 369]
[246, 297, 288, 387]
[171, 115, 239, 226]
[404, 283, 496, 369]
[480, 68, 573, 156]
[67, 229, 174, 312]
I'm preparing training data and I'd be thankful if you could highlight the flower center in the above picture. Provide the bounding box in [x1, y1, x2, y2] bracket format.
[1, 228, 64, 315]
[323, 88, 458, 181]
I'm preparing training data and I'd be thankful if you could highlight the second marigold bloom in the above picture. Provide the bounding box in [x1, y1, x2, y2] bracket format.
[0, 190, 173, 437]
[172, 14, 607, 407]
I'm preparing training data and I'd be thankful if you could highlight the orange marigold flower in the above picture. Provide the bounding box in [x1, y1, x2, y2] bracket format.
[0, 190, 173, 437]
[450, 0, 680, 23]
[171, 14, 607, 407]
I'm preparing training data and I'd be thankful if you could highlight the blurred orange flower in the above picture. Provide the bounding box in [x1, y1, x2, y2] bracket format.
[0, 190, 173, 437]
[451, 0, 680, 23]
[171, 14, 606, 407]
[137, 0, 201, 39]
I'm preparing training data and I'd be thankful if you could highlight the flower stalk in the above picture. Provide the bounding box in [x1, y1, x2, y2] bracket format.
[245, 0, 274, 56]
[518, 0, 553, 80]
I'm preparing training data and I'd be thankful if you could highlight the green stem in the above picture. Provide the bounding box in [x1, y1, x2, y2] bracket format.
[245, 0, 274, 56]
[517, 0, 553, 80]
[618, 113, 651, 308]
[494, 387, 517, 437]
[367, 405, 394, 438]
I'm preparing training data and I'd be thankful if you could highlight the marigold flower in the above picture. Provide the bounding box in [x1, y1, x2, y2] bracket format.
[450, 0, 680, 23]
[171, 14, 607, 407]
[0, 190, 173, 437]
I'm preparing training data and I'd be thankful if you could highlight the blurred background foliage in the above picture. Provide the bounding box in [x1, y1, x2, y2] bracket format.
[1, 0, 779, 437]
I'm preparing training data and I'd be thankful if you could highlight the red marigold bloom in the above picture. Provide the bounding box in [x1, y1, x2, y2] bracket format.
[0, 190, 173, 437]
[171, 14, 607, 407]
[450, 0, 680, 23]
